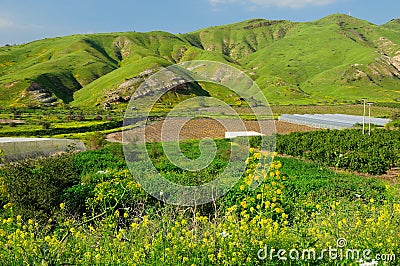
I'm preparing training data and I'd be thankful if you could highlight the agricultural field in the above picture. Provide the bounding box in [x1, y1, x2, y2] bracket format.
[270, 104, 397, 118]
[0, 102, 399, 265]
[108, 118, 319, 143]
[0, 107, 124, 142]
[0, 131, 399, 265]
[2, 8, 400, 265]
[276, 129, 400, 175]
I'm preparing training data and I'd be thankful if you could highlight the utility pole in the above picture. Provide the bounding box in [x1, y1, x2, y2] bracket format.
[367, 102, 373, 136]
[362, 98, 367, 135]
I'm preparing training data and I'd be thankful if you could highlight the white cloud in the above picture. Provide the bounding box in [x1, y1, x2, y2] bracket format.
[209, 0, 338, 8]
[0, 15, 42, 31]
[0, 17, 15, 29]
[209, 0, 239, 4]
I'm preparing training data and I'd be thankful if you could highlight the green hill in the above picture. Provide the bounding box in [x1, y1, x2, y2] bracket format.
[1, 14, 400, 109]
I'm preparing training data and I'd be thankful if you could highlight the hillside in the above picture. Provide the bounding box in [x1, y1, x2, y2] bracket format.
[1, 14, 400, 109]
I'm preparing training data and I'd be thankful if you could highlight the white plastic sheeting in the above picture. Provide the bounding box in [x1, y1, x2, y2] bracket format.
[225, 131, 264, 138]
[0, 138, 86, 161]
[278, 114, 391, 130]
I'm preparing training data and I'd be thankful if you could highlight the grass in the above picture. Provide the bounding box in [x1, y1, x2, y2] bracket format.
[0, 119, 122, 137]
[0, 143, 398, 264]
[2, 14, 400, 109]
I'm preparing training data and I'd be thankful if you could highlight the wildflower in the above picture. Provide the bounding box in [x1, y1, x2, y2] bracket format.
[370, 198, 375, 203]
[270, 172, 275, 177]
[338, 221, 343, 229]
[60, 203, 65, 210]
[257, 194, 262, 200]
[240, 185, 245, 191]
[219, 231, 230, 238]
[276, 189, 282, 195]
[208, 254, 216, 262]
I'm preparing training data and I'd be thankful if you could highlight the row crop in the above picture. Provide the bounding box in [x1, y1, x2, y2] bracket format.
[0, 120, 122, 137]
[276, 129, 400, 175]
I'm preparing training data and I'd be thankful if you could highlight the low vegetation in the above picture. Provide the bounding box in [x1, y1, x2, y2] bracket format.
[0, 140, 398, 265]
[276, 129, 400, 175]
[2, 15, 400, 108]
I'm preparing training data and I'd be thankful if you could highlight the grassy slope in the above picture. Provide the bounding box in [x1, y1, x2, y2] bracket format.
[242, 15, 400, 103]
[0, 34, 121, 105]
[1, 14, 400, 108]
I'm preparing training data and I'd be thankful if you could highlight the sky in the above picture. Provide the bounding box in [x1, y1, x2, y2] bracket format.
[0, 0, 399, 46]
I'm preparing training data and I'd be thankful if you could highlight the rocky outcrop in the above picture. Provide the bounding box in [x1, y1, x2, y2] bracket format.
[114, 36, 132, 60]
[26, 82, 57, 104]
[101, 69, 160, 109]
[132, 73, 189, 100]
[345, 37, 400, 83]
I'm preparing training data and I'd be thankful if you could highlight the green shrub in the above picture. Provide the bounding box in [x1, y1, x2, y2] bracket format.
[0, 153, 80, 219]
[276, 129, 400, 175]
[72, 144, 127, 175]
[0, 149, 4, 163]
[0, 120, 122, 137]
[39, 121, 51, 129]
[62, 183, 96, 215]
[86, 131, 106, 150]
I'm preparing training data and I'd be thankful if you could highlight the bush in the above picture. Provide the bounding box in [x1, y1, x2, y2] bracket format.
[39, 121, 51, 129]
[94, 115, 103, 121]
[0, 149, 4, 163]
[0, 153, 80, 219]
[390, 111, 400, 121]
[72, 144, 126, 175]
[86, 131, 106, 150]
[0, 120, 122, 137]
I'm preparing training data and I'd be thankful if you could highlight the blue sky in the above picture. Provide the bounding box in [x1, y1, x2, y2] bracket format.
[0, 0, 399, 46]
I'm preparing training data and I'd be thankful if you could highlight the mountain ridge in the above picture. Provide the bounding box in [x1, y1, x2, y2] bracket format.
[1, 14, 400, 109]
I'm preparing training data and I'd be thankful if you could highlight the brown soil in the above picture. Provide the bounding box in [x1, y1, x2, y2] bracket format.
[107, 118, 319, 143]
[0, 119, 25, 124]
